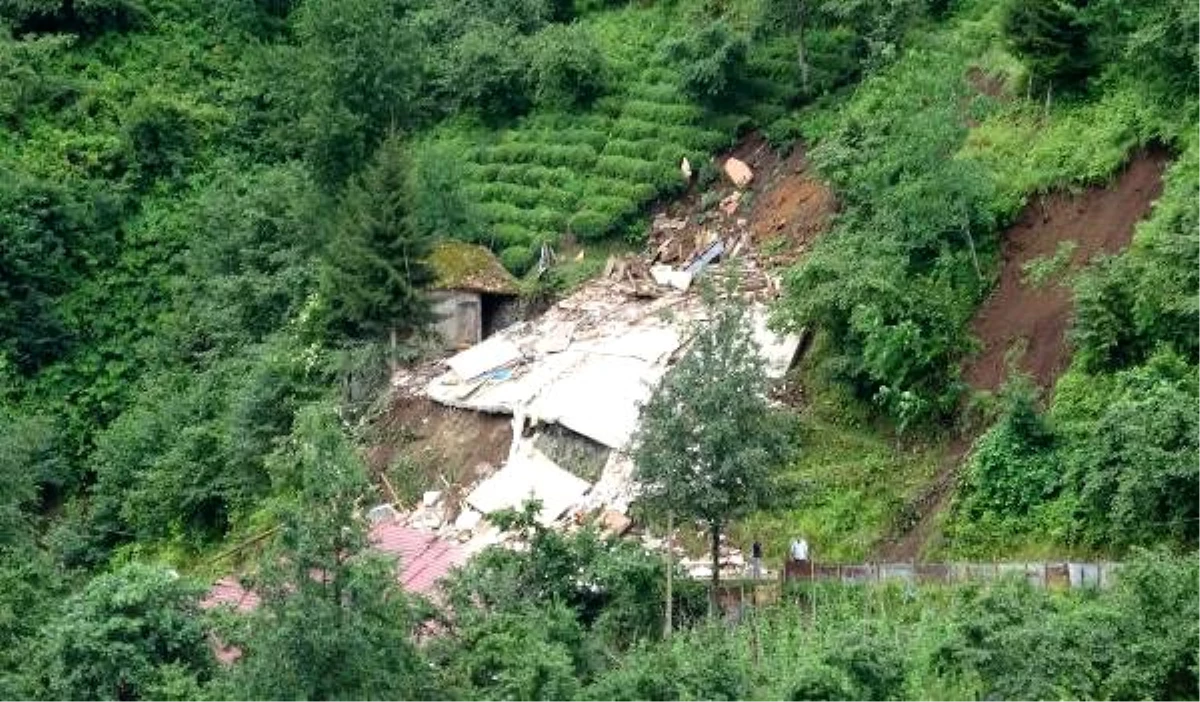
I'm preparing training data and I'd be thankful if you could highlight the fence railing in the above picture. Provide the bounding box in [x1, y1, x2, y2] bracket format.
[776, 560, 1119, 589]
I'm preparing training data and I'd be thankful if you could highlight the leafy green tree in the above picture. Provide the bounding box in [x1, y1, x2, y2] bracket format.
[659, 21, 749, 107]
[585, 625, 751, 700]
[442, 502, 696, 652]
[1002, 0, 1094, 91]
[315, 136, 435, 343]
[529, 23, 606, 109]
[218, 404, 433, 700]
[27, 562, 212, 701]
[952, 375, 1057, 536]
[166, 162, 324, 361]
[1085, 0, 1198, 100]
[410, 141, 483, 242]
[0, 32, 74, 130]
[442, 20, 533, 119]
[632, 295, 794, 611]
[777, 50, 993, 427]
[1062, 353, 1198, 548]
[0, 170, 120, 374]
[123, 95, 198, 191]
[0, 0, 143, 35]
[435, 603, 585, 700]
[293, 0, 422, 187]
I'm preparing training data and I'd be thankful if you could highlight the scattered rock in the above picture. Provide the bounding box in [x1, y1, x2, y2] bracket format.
[454, 508, 482, 532]
[652, 213, 687, 232]
[367, 504, 400, 524]
[723, 157, 753, 188]
[720, 192, 741, 216]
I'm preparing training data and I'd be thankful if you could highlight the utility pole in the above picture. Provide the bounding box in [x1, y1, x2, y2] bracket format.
[664, 510, 674, 637]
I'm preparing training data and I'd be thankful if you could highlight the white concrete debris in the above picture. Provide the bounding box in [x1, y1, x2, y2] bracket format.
[413, 244, 802, 552]
[464, 443, 591, 526]
[650, 264, 694, 291]
[446, 338, 522, 381]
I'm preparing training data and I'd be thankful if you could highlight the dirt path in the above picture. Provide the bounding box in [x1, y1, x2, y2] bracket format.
[877, 147, 1169, 561]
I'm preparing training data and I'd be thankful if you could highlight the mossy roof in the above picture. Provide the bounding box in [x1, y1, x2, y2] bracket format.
[428, 241, 519, 295]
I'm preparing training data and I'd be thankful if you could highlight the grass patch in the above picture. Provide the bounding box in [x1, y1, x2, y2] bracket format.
[732, 415, 943, 564]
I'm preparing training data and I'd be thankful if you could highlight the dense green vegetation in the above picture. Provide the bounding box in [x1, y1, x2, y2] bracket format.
[1, 0, 1196, 696]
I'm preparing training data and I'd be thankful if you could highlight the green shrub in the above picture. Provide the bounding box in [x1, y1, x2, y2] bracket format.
[629, 82, 683, 103]
[529, 23, 608, 109]
[620, 99, 702, 124]
[483, 142, 543, 164]
[491, 222, 538, 247]
[610, 117, 663, 141]
[496, 164, 575, 187]
[500, 244, 537, 275]
[595, 154, 659, 181]
[509, 127, 608, 149]
[603, 138, 661, 158]
[658, 20, 749, 106]
[587, 195, 637, 218]
[568, 210, 612, 240]
[476, 201, 526, 224]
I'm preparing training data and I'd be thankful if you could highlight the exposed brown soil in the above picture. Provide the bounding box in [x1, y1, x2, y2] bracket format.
[877, 147, 1169, 561]
[963, 148, 1169, 393]
[365, 394, 511, 506]
[745, 145, 837, 265]
[652, 131, 835, 268]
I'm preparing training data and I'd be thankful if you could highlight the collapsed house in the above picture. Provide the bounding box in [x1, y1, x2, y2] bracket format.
[394, 225, 803, 556]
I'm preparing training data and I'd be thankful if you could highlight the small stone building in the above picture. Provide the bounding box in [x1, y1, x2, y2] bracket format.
[427, 242, 520, 350]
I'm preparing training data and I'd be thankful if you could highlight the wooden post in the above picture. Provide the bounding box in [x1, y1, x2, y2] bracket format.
[664, 511, 673, 637]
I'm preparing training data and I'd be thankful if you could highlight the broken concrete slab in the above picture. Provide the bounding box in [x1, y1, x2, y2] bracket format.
[684, 240, 725, 276]
[464, 444, 591, 526]
[650, 265, 694, 291]
[446, 337, 522, 381]
[749, 304, 802, 379]
[724, 157, 753, 188]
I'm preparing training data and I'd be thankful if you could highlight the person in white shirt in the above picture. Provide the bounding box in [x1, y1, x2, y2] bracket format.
[790, 536, 809, 564]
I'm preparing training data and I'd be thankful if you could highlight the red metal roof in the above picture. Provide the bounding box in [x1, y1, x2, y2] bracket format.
[368, 521, 467, 595]
[202, 522, 465, 614]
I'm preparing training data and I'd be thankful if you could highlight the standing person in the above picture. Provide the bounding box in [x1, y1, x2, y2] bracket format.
[750, 539, 763, 579]
[789, 536, 810, 581]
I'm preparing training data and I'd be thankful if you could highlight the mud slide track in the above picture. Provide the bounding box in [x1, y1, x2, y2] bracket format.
[877, 147, 1169, 560]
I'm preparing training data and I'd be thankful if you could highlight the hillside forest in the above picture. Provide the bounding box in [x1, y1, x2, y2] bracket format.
[0, 0, 1197, 698]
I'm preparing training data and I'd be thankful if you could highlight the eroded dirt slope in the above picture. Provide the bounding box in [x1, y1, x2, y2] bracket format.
[964, 148, 1169, 392]
[878, 147, 1169, 560]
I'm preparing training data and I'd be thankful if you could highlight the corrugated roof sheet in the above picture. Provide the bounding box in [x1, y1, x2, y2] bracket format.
[203, 522, 465, 617]
[368, 521, 468, 595]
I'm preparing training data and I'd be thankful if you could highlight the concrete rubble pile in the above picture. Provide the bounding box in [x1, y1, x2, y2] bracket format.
[390, 155, 801, 567]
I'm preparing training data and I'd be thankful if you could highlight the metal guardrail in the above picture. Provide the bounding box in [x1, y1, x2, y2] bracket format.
[778, 560, 1119, 589]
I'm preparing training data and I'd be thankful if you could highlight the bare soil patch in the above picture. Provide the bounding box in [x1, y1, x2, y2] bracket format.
[963, 148, 1169, 393]
[651, 131, 835, 268]
[365, 394, 511, 507]
[877, 147, 1169, 561]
